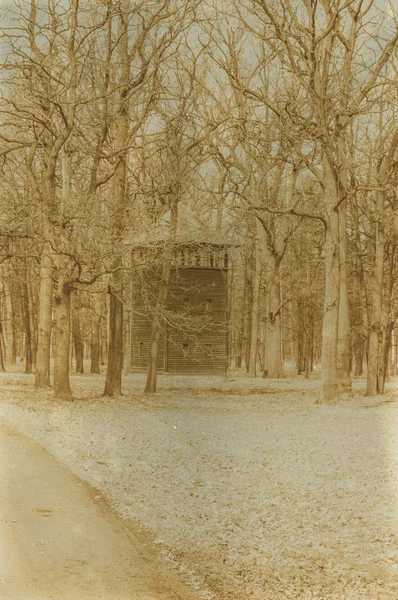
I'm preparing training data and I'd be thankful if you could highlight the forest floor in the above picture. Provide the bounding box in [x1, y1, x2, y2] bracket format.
[0, 368, 398, 600]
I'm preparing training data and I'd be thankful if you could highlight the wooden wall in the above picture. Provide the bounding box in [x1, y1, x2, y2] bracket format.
[130, 266, 228, 375]
[129, 312, 166, 372]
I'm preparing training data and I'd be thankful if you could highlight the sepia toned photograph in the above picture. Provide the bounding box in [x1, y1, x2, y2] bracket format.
[0, 0, 398, 598]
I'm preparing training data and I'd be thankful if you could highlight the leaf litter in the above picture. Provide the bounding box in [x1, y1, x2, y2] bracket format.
[0, 371, 397, 600]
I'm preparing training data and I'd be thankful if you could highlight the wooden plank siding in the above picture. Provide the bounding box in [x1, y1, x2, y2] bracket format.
[130, 266, 228, 375]
[129, 313, 166, 372]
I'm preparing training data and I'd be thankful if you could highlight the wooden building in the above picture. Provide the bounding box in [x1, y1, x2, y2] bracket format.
[129, 243, 229, 375]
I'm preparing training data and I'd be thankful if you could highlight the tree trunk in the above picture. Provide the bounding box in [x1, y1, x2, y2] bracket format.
[265, 265, 285, 378]
[91, 293, 101, 375]
[248, 240, 261, 377]
[145, 203, 178, 394]
[366, 190, 384, 396]
[236, 269, 246, 369]
[262, 313, 269, 376]
[243, 248, 253, 371]
[335, 129, 352, 393]
[53, 278, 72, 400]
[103, 4, 129, 396]
[144, 298, 165, 394]
[297, 321, 303, 375]
[100, 295, 107, 365]
[91, 327, 101, 373]
[354, 339, 364, 376]
[22, 283, 33, 374]
[72, 300, 84, 374]
[380, 324, 392, 393]
[305, 319, 314, 379]
[35, 249, 53, 388]
[26, 277, 37, 372]
[378, 247, 397, 393]
[337, 200, 351, 392]
[123, 276, 132, 375]
[320, 157, 340, 404]
[0, 297, 6, 372]
[227, 262, 235, 369]
[5, 277, 16, 366]
[103, 277, 123, 395]
[391, 327, 397, 376]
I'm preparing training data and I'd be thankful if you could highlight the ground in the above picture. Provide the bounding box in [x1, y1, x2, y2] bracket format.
[0, 368, 397, 600]
[0, 422, 198, 600]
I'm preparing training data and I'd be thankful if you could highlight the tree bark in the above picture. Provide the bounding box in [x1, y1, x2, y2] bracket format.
[103, 278, 123, 395]
[227, 262, 235, 369]
[103, 3, 129, 397]
[336, 130, 352, 393]
[354, 340, 364, 376]
[337, 199, 351, 392]
[91, 293, 101, 375]
[4, 277, 16, 366]
[304, 317, 315, 379]
[123, 275, 132, 375]
[265, 263, 285, 379]
[236, 269, 246, 369]
[0, 295, 6, 372]
[366, 190, 384, 396]
[35, 249, 53, 388]
[320, 157, 340, 404]
[72, 299, 84, 374]
[22, 283, 33, 374]
[53, 278, 72, 400]
[248, 239, 260, 377]
[145, 203, 178, 393]
[100, 295, 107, 365]
[26, 277, 37, 372]
[243, 247, 253, 371]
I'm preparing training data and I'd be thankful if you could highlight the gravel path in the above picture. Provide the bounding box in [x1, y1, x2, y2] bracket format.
[0, 372, 397, 600]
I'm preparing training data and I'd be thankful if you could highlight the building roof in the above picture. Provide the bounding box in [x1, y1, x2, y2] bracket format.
[124, 205, 241, 248]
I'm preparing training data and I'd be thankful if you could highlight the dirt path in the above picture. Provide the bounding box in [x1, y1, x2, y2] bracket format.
[0, 422, 199, 600]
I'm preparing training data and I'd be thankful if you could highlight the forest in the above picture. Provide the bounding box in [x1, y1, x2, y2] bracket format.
[0, 0, 397, 404]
